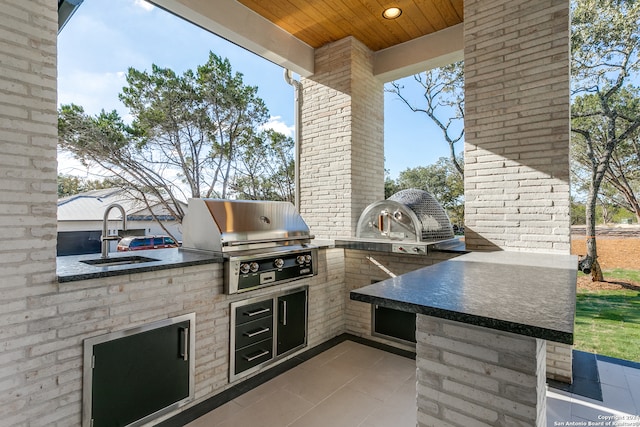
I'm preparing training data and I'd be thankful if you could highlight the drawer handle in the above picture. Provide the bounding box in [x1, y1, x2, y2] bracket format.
[244, 327, 270, 338]
[243, 350, 270, 362]
[244, 308, 270, 317]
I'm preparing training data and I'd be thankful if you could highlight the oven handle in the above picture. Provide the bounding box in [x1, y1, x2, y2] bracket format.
[224, 235, 315, 246]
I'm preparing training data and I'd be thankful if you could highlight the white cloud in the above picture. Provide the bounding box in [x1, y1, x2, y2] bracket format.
[58, 70, 128, 117]
[134, 0, 154, 11]
[262, 116, 294, 138]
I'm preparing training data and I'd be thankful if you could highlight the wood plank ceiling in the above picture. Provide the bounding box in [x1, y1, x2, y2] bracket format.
[237, 0, 463, 51]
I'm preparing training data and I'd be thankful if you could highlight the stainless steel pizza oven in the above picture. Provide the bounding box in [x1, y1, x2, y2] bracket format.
[355, 189, 455, 254]
[182, 199, 317, 294]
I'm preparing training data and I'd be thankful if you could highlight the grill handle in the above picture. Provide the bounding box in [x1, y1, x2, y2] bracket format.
[224, 235, 315, 246]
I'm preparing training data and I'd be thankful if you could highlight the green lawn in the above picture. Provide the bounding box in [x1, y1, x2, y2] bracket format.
[574, 284, 640, 362]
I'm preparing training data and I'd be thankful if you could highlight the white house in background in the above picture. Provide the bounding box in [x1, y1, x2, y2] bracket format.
[57, 188, 185, 256]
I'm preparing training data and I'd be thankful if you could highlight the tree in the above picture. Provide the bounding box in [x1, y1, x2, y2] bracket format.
[571, 0, 640, 280]
[386, 61, 465, 177]
[57, 174, 121, 197]
[388, 156, 464, 226]
[58, 174, 82, 197]
[59, 52, 293, 230]
[231, 129, 295, 201]
[604, 128, 640, 222]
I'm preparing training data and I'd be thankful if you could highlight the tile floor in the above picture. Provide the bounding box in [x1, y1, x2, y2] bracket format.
[186, 341, 640, 427]
[547, 357, 640, 425]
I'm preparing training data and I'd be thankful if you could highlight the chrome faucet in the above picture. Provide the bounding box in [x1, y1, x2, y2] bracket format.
[101, 203, 127, 259]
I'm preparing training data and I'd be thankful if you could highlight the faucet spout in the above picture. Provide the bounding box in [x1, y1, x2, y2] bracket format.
[101, 203, 127, 259]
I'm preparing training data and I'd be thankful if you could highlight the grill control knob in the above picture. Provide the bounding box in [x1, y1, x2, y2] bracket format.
[304, 254, 312, 263]
[249, 262, 259, 272]
[274, 258, 285, 269]
[239, 263, 250, 274]
[296, 255, 305, 265]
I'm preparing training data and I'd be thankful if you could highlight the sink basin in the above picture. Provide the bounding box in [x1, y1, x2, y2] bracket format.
[81, 256, 159, 267]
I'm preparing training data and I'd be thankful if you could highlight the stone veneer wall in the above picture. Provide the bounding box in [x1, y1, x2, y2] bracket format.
[464, 0, 571, 253]
[0, 1, 60, 426]
[416, 315, 547, 426]
[299, 37, 384, 239]
[464, 0, 573, 383]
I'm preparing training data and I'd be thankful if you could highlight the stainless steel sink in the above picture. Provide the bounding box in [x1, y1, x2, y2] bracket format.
[81, 256, 159, 267]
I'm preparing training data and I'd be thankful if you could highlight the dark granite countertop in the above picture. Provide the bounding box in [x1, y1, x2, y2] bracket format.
[350, 251, 577, 344]
[57, 248, 223, 283]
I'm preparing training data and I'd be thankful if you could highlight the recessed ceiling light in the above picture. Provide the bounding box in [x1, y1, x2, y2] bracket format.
[382, 7, 402, 19]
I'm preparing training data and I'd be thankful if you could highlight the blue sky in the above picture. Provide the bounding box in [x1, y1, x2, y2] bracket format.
[57, 0, 461, 180]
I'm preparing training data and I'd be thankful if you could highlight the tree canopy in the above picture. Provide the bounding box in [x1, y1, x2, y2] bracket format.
[385, 156, 464, 226]
[571, 0, 640, 279]
[58, 52, 294, 224]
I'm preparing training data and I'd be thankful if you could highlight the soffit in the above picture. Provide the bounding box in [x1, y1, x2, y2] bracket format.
[236, 0, 463, 52]
[149, 0, 464, 79]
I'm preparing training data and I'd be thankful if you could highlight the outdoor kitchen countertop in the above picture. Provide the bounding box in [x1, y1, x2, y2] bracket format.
[57, 241, 335, 283]
[350, 251, 578, 344]
[56, 248, 223, 283]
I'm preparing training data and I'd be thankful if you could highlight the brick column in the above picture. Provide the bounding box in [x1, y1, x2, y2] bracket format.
[417, 315, 547, 427]
[299, 37, 384, 239]
[0, 1, 59, 425]
[463, 0, 573, 383]
[463, 0, 571, 253]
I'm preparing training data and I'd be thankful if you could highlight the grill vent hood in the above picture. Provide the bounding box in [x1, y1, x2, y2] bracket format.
[182, 199, 313, 253]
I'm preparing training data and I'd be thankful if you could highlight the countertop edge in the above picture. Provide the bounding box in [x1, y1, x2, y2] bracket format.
[350, 292, 574, 345]
[56, 248, 224, 283]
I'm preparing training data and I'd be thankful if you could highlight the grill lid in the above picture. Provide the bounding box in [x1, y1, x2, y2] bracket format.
[182, 198, 313, 252]
[356, 189, 454, 242]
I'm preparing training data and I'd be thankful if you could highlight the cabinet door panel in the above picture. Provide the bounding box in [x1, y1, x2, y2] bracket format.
[276, 289, 307, 356]
[91, 320, 190, 427]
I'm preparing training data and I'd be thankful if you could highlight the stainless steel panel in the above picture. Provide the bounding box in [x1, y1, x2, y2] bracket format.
[356, 189, 454, 242]
[182, 198, 312, 251]
[229, 286, 308, 383]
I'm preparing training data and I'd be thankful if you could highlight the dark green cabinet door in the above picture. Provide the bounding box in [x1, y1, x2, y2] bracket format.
[91, 320, 190, 427]
[276, 289, 307, 355]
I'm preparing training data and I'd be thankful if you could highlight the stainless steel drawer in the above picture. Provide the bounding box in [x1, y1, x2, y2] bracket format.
[235, 316, 273, 350]
[235, 299, 274, 325]
[234, 338, 273, 375]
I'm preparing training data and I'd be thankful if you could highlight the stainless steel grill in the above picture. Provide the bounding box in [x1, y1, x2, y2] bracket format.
[354, 189, 454, 254]
[182, 199, 317, 294]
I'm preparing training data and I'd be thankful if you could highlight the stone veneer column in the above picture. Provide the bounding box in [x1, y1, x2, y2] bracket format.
[464, 0, 571, 253]
[0, 1, 60, 425]
[299, 37, 384, 239]
[463, 0, 573, 383]
[417, 315, 547, 427]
